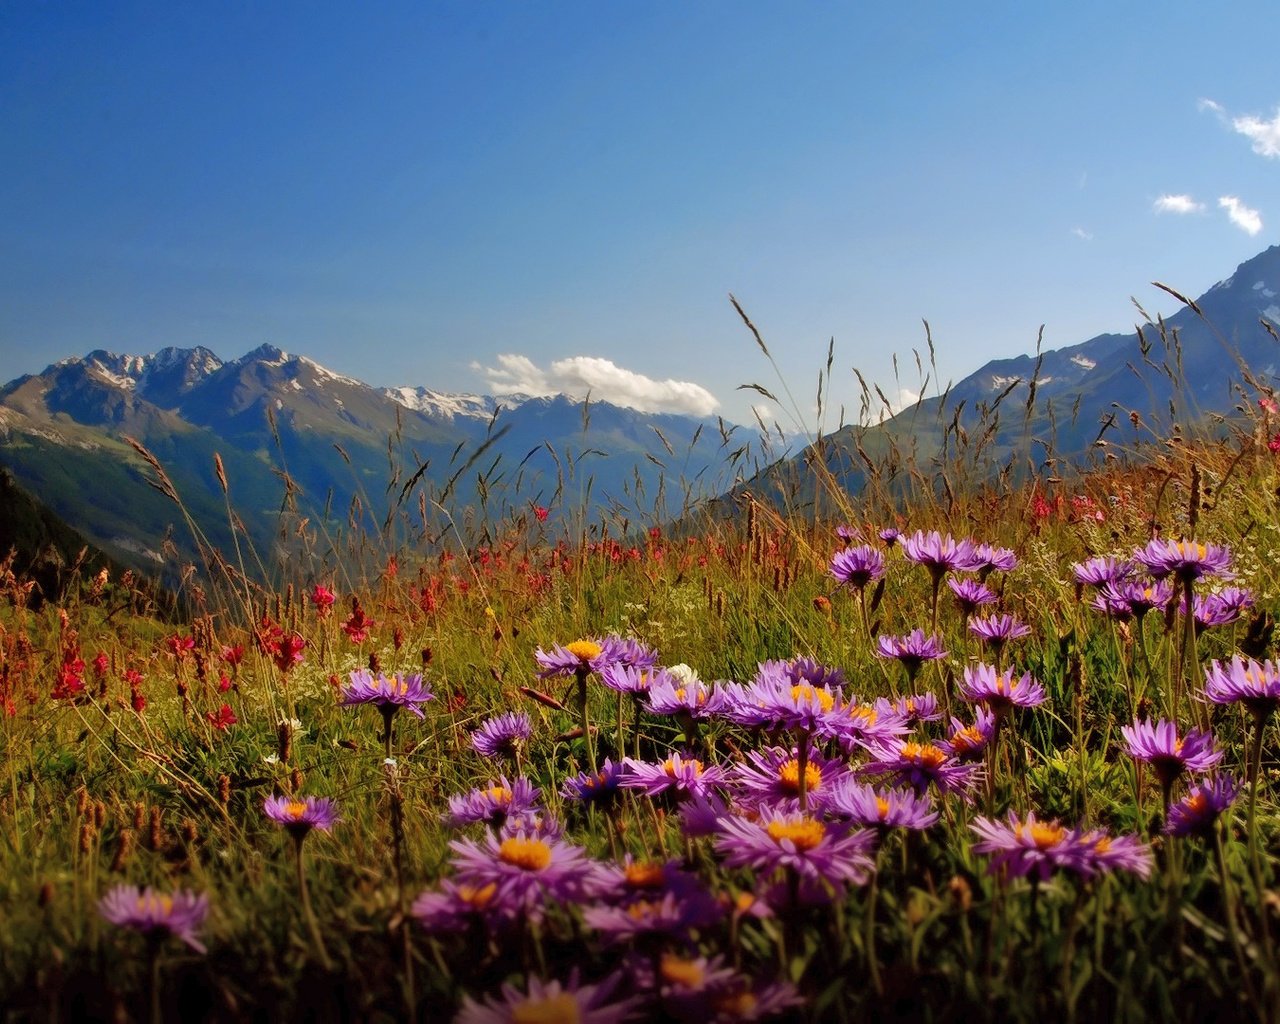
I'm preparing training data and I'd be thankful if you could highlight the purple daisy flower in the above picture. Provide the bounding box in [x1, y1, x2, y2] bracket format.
[875, 629, 948, 677]
[411, 877, 520, 935]
[646, 673, 729, 720]
[445, 776, 541, 828]
[340, 668, 434, 718]
[715, 808, 876, 888]
[1121, 718, 1223, 789]
[1133, 538, 1233, 583]
[1164, 775, 1240, 838]
[939, 707, 998, 762]
[582, 890, 719, 945]
[825, 780, 938, 832]
[891, 692, 943, 725]
[1077, 829, 1155, 878]
[679, 792, 731, 838]
[879, 527, 901, 547]
[830, 545, 886, 590]
[455, 970, 636, 1024]
[651, 953, 804, 1024]
[1071, 555, 1136, 588]
[449, 830, 592, 910]
[263, 794, 339, 842]
[968, 613, 1033, 652]
[1111, 578, 1174, 618]
[621, 753, 727, 800]
[561, 758, 625, 807]
[586, 855, 707, 905]
[971, 811, 1091, 881]
[1183, 587, 1254, 629]
[470, 711, 533, 758]
[901, 530, 981, 578]
[728, 744, 847, 812]
[1089, 586, 1135, 621]
[721, 665, 840, 735]
[499, 809, 563, 842]
[835, 523, 861, 545]
[958, 663, 1047, 715]
[534, 638, 610, 678]
[600, 662, 673, 695]
[948, 577, 997, 616]
[861, 738, 981, 795]
[99, 885, 209, 952]
[970, 543, 1019, 575]
[1204, 656, 1280, 722]
[826, 696, 911, 755]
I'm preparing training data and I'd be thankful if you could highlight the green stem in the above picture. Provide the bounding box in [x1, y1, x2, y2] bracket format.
[295, 838, 332, 971]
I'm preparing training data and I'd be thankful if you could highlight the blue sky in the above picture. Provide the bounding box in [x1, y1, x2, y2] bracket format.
[2, 2, 1278, 428]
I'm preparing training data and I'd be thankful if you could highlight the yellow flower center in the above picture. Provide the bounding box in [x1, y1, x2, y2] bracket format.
[766, 817, 826, 851]
[1016, 821, 1066, 849]
[663, 757, 703, 778]
[791, 683, 834, 713]
[950, 727, 983, 754]
[624, 861, 666, 888]
[284, 800, 308, 820]
[901, 742, 948, 770]
[660, 954, 706, 989]
[511, 992, 580, 1024]
[486, 786, 513, 805]
[138, 894, 173, 914]
[1186, 793, 1208, 814]
[1175, 541, 1208, 560]
[498, 836, 552, 871]
[734, 892, 758, 914]
[626, 900, 656, 920]
[565, 640, 603, 662]
[457, 882, 498, 908]
[845, 704, 878, 726]
[875, 797, 891, 820]
[778, 758, 822, 794]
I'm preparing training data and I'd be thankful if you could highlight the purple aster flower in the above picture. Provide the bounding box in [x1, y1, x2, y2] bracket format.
[455, 970, 637, 1024]
[958, 663, 1047, 715]
[971, 811, 1092, 881]
[651, 953, 804, 1024]
[601, 662, 674, 695]
[586, 855, 708, 905]
[721, 664, 840, 735]
[340, 668, 434, 718]
[835, 523, 861, 545]
[582, 890, 719, 945]
[900, 530, 981, 578]
[1121, 718, 1223, 789]
[561, 758, 625, 807]
[499, 809, 563, 842]
[728, 744, 848, 812]
[825, 781, 938, 832]
[1076, 829, 1154, 878]
[1182, 587, 1254, 629]
[891, 692, 942, 725]
[879, 527, 901, 547]
[646, 673, 729, 720]
[621, 753, 728, 800]
[263, 794, 339, 842]
[1071, 555, 1135, 588]
[947, 577, 997, 616]
[445, 776, 541, 828]
[968, 614, 1033, 653]
[98, 885, 209, 952]
[876, 629, 948, 677]
[449, 829, 593, 911]
[1133, 538, 1233, 583]
[1204, 656, 1280, 723]
[411, 877, 520, 935]
[970, 543, 1019, 575]
[1110, 577, 1174, 619]
[826, 696, 911, 755]
[715, 808, 876, 889]
[470, 711, 533, 758]
[861, 738, 982, 795]
[679, 792, 731, 838]
[1089, 586, 1135, 621]
[939, 707, 998, 762]
[1164, 775, 1240, 838]
[830, 545, 886, 590]
[534, 638, 611, 678]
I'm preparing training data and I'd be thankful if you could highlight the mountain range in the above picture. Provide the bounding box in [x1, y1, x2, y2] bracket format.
[0, 344, 742, 582]
[3, 242, 1280, 584]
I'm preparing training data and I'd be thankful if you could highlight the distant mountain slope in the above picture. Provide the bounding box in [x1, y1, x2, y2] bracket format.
[0, 345, 740, 580]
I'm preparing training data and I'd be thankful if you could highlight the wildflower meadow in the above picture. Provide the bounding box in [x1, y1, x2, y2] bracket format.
[2, 389, 1279, 1023]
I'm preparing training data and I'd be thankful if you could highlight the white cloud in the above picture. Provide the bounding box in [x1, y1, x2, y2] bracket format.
[475, 353, 719, 416]
[1071, 227, 1093, 241]
[1154, 194, 1204, 215]
[1232, 108, 1280, 159]
[1219, 195, 1263, 235]
[1198, 97, 1225, 115]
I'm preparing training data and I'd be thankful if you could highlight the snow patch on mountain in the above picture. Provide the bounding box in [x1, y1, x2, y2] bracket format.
[1070, 355, 1097, 370]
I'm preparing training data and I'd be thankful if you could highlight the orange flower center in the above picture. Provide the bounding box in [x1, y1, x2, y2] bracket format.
[624, 861, 666, 888]
[498, 837, 552, 871]
[791, 683, 834, 713]
[284, 801, 308, 820]
[778, 758, 822, 794]
[660, 954, 706, 989]
[457, 882, 498, 908]
[510, 992, 580, 1024]
[875, 797, 891, 820]
[950, 727, 983, 754]
[663, 757, 703, 778]
[486, 786, 513, 805]
[565, 640, 602, 662]
[901, 742, 948, 769]
[766, 817, 825, 851]
[713, 991, 759, 1017]
[1016, 821, 1066, 849]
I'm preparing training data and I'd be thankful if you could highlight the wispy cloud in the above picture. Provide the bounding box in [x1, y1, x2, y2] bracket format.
[1219, 195, 1263, 235]
[1198, 97, 1225, 116]
[474, 353, 720, 416]
[1153, 193, 1205, 215]
[1232, 108, 1280, 159]
[1071, 227, 1093, 241]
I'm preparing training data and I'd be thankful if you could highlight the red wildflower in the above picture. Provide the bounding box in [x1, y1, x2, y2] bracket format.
[206, 703, 237, 731]
[534, 505, 550, 523]
[1269, 432, 1280, 453]
[310, 584, 336, 617]
[92, 651, 109, 677]
[273, 633, 306, 674]
[166, 634, 195, 660]
[220, 644, 245, 667]
[342, 601, 377, 644]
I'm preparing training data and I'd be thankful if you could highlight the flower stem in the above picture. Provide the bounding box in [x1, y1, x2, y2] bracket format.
[294, 838, 332, 971]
